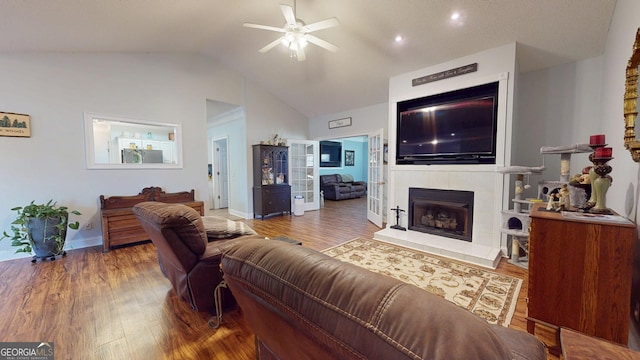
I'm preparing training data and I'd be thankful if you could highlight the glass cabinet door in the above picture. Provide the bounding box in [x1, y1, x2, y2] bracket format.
[260, 148, 273, 185]
[259, 146, 288, 185]
[274, 149, 288, 184]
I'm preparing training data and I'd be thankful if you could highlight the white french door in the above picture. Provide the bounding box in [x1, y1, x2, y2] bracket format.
[367, 128, 384, 227]
[287, 139, 319, 211]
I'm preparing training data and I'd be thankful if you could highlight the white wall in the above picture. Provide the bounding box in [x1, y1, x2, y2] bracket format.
[244, 79, 308, 146]
[512, 0, 640, 220]
[514, 57, 604, 199]
[0, 53, 304, 260]
[309, 102, 388, 141]
[599, 0, 640, 220]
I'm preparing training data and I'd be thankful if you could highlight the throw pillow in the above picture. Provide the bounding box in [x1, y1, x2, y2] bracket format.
[202, 216, 258, 241]
[341, 174, 354, 183]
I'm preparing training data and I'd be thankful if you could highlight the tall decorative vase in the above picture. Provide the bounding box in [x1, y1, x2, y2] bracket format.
[585, 144, 606, 209]
[590, 161, 613, 214]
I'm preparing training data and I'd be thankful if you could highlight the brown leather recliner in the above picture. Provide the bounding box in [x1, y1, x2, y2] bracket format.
[222, 238, 547, 360]
[132, 201, 261, 313]
[320, 174, 367, 200]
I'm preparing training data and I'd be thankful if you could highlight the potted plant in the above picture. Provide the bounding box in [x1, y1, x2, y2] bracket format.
[1, 200, 81, 262]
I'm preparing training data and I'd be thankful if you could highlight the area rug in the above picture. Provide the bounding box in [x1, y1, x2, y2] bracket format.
[322, 238, 522, 327]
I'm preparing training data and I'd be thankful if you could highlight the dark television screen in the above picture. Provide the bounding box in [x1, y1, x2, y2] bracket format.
[396, 81, 499, 165]
[320, 140, 342, 167]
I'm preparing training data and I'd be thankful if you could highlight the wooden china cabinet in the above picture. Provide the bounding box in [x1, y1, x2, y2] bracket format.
[252, 144, 291, 219]
[526, 203, 636, 345]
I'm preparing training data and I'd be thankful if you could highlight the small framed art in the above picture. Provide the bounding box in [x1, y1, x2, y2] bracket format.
[328, 117, 352, 129]
[0, 112, 31, 137]
[345, 150, 355, 166]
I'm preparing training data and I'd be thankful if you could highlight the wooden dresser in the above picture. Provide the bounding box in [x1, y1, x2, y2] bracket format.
[100, 187, 204, 252]
[527, 203, 636, 345]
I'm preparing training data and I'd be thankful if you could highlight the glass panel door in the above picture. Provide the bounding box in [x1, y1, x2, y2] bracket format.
[367, 129, 384, 227]
[288, 140, 319, 211]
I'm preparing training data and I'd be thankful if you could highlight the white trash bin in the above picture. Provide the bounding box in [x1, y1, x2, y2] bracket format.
[293, 195, 304, 216]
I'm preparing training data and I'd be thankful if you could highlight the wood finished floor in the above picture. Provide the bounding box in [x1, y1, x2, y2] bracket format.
[0, 197, 557, 359]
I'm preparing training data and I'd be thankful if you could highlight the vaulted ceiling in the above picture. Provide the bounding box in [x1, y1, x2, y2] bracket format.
[0, 0, 616, 118]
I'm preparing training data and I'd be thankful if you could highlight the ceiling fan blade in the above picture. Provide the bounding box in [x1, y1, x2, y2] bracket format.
[303, 17, 340, 33]
[243, 23, 286, 33]
[307, 35, 339, 52]
[280, 4, 297, 27]
[259, 38, 284, 53]
[296, 46, 306, 61]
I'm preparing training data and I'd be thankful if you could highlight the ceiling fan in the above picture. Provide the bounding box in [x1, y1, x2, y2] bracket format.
[243, 2, 340, 61]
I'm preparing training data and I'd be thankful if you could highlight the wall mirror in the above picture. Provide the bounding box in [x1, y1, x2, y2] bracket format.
[84, 112, 183, 169]
[624, 27, 640, 162]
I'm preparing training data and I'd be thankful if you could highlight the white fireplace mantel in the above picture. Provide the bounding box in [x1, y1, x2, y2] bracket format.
[376, 164, 506, 269]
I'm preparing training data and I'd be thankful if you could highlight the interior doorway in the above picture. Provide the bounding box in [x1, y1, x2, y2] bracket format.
[319, 135, 368, 182]
[318, 130, 386, 228]
[206, 99, 243, 214]
[211, 137, 229, 209]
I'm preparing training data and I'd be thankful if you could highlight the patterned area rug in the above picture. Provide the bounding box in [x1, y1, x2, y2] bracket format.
[322, 238, 522, 327]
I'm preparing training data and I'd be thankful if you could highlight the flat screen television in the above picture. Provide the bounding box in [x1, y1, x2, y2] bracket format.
[396, 81, 499, 165]
[320, 140, 342, 167]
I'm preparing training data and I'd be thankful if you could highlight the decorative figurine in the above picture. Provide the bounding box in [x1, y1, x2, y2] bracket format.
[558, 183, 571, 210]
[390, 206, 406, 231]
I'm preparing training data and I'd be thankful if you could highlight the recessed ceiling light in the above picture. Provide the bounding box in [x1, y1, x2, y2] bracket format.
[450, 11, 465, 26]
[395, 35, 403, 42]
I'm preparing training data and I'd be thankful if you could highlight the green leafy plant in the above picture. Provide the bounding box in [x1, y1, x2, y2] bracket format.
[1, 200, 81, 254]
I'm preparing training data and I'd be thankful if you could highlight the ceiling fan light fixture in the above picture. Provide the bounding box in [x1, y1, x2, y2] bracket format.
[244, 3, 339, 61]
[282, 31, 308, 50]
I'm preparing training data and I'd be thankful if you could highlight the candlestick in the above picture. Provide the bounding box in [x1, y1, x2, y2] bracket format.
[595, 147, 612, 158]
[590, 134, 605, 145]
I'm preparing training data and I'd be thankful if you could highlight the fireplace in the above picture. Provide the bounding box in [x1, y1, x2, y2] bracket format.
[408, 188, 474, 242]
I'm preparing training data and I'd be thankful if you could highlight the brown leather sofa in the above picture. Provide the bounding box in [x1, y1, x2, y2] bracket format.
[132, 202, 262, 313]
[221, 238, 547, 360]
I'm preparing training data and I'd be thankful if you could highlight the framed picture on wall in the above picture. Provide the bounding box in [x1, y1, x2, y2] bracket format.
[0, 111, 31, 137]
[345, 150, 355, 166]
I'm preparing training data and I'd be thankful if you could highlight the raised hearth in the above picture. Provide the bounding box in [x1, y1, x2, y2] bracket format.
[376, 181, 501, 269]
[374, 227, 501, 269]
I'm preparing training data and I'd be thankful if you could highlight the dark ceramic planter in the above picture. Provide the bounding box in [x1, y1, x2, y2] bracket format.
[26, 214, 68, 260]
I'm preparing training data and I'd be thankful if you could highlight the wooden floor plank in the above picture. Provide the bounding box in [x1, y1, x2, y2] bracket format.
[0, 197, 556, 359]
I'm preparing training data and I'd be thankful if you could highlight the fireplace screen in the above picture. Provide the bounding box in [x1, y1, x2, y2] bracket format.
[408, 188, 474, 242]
